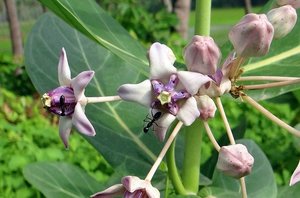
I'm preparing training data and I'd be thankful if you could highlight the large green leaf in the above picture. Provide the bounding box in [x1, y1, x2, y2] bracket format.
[212, 139, 277, 198]
[278, 185, 300, 197]
[23, 162, 102, 198]
[25, 13, 163, 177]
[38, 0, 148, 74]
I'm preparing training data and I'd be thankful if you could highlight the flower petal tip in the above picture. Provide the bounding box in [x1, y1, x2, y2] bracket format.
[290, 160, 300, 186]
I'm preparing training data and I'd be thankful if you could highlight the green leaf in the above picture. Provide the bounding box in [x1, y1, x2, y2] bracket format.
[23, 162, 102, 198]
[38, 0, 148, 74]
[239, 9, 300, 100]
[212, 139, 277, 198]
[198, 186, 240, 198]
[25, 13, 163, 177]
[278, 185, 300, 198]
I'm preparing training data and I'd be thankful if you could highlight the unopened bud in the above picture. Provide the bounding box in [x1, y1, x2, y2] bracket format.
[217, 144, 254, 178]
[195, 95, 216, 120]
[267, 5, 297, 39]
[277, 0, 300, 9]
[229, 14, 274, 57]
[184, 35, 221, 75]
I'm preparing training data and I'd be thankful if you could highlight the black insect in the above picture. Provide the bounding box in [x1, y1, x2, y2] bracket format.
[59, 95, 66, 116]
[143, 111, 162, 133]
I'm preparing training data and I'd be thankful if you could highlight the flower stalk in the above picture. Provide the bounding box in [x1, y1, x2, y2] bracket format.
[182, 120, 203, 194]
[195, 0, 211, 36]
[145, 121, 184, 181]
[242, 94, 300, 137]
[241, 79, 300, 90]
[238, 76, 300, 81]
[86, 95, 121, 103]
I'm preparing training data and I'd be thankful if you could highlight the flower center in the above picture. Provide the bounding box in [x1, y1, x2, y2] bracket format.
[151, 74, 190, 115]
[157, 91, 171, 105]
[41, 86, 76, 116]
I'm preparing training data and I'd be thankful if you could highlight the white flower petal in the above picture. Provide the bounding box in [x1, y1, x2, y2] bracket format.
[59, 116, 72, 148]
[117, 80, 153, 107]
[122, 176, 147, 192]
[91, 184, 125, 198]
[290, 160, 300, 186]
[146, 185, 160, 198]
[149, 42, 177, 80]
[177, 71, 211, 95]
[153, 113, 176, 141]
[58, 48, 71, 86]
[72, 103, 96, 136]
[177, 97, 200, 126]
[71, 71, 94, 101]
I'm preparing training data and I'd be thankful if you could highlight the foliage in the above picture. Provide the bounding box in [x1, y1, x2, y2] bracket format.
[15, 0, 300, 197]
[98, 0, 178, 45]
[0, 87, 112, 197]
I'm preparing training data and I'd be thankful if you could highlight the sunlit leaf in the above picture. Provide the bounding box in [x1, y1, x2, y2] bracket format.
[38, 0, 148, 74]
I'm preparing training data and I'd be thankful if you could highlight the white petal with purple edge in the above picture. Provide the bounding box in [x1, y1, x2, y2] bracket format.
[59, 116, 72, 148]
[117, 80, 153, 107]
[58, 48, 71, 86]
[177, 71, 211, 95]
[153, 113, 176, 141]
[177, 97, 200, 126]
[149, 42, 177, 80]
[71, 71, 94, 101]
[72, 104, 96, 136]
[290, 160, 300, 186]
[91, 184, 125, 198]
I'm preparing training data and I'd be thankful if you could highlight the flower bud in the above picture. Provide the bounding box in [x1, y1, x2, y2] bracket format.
[229, 14, 274, 57]
[217, 144, 254, 178]
[195, 95, 216, 120]
[184, 35, 221, 75]
[277, 0, 300, 9]
[41, 86, 76, 116]
[267, 5, 297, 39]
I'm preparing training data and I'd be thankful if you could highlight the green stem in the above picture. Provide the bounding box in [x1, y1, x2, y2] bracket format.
[166, 139, 187, 195]
[195, 0, 211, 36]
[182, 120, 203, 194]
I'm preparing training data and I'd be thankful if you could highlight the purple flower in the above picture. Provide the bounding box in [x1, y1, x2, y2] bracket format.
[91, 176, 160, 198]
[41, 48, 95, 148]
[118, 42, 211, 141]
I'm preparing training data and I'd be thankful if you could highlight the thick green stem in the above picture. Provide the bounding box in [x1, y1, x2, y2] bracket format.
[195, 0, 211, 36]
[166, 139, 187, 195]
[182, 120, 203, 194]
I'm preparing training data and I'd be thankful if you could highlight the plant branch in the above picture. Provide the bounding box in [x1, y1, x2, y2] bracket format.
[203, 121, 220, 151]
[215, 97, 236, 144]
[242, 95, 300, 137]
[241, 79, 300, 90]
[238, 76, 300, 82]
[145, 121, 184, 181]
[86, 95, 121, 103]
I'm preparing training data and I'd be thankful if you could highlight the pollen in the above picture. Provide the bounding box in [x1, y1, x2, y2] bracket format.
[41, 93, 51, 107]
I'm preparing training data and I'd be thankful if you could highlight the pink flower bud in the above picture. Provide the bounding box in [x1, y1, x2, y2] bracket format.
[217, 144, 254, 178]
[267, 5, 297, 39]
[195, 95, 216, 120]
[277, 0, 300, 9]
[229, 14, 274, 57]
[184, 35, 221, 75]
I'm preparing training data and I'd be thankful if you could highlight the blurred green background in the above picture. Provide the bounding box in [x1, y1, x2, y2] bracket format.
[1, 0, 300, 197]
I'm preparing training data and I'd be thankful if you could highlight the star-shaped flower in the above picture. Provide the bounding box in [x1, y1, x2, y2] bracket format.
[118, 42, 211, 141]
[41, 48, 95, 148]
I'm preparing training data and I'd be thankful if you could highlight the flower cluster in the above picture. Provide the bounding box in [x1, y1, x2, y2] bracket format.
[41, 2, 300, 197]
